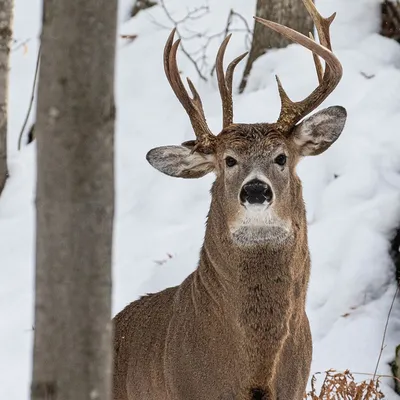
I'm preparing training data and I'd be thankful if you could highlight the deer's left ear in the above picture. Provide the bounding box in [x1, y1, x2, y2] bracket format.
[293, 106, 347, 156]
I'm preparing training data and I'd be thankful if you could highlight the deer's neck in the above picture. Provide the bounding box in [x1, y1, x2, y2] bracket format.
[194, 198, 310, 381]
[198, 197, 309, 300]
[198, 212, 309, 315]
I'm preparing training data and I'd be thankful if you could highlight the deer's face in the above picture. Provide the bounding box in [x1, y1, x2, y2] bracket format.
[212, 125, 299, 245]
[147, 107, 347, 246]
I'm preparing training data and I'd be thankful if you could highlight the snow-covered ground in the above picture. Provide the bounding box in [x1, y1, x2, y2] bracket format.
[2, 0, 400, 398]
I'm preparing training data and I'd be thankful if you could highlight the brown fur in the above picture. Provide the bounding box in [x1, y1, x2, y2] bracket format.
[113, 125, 314, 400]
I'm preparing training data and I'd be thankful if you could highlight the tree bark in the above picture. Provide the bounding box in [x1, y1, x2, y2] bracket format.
[239, 0, 313, 92]
[381, 1, 400, 43]
[0, 0, 13, 195]
[31, 1, 117, 400]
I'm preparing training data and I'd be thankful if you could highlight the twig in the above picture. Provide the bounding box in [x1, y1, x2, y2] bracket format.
[351, 371, 400, 384]
[313, 369, 400, 384]
[146, 14, 170, 31]
[174, 5, 209, 24]
[179, 42, 207, 81]
[230, 10, 253, 36]
[223, 10, 235, 40]
[17, 43, 41, 150]
[373, 282, 399, 379]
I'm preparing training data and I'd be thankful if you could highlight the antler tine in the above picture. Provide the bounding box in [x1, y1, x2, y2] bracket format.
[215, 34, 248, 129]
[303, 0, 336, 83]
[302, 0, 335, 51]
[225, 52, 248, 93]
[309, 32, 323, 84]
[187, 77, 207, 121]
[164, 29, 215, 152]
[254, 0, 342, 134]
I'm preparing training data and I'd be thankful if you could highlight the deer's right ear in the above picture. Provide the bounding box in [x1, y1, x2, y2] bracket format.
[146, 145, 215, 179]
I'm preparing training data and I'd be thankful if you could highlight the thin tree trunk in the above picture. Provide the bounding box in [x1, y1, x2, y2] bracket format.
[0, 0, 13, 195]
[31, 1, 117, 399]
[239, 0, 313, 92]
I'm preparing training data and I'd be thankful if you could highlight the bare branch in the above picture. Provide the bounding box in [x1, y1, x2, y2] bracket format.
[157, 0, 209, 80]
[147, 1, 252, 82]
[174, 5, 209, 24]
[230, 10, 253, 36]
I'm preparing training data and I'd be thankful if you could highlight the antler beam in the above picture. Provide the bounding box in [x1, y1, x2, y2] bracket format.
[164, 29, 216, 152]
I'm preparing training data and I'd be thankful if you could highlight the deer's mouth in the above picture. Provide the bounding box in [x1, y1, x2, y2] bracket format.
[231, 224, 292, 246]
[229, 206, 292, 246]
[240, 202, 273, 211]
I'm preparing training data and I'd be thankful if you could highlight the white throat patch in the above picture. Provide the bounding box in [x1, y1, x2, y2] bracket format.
[230, 204, 292, 246]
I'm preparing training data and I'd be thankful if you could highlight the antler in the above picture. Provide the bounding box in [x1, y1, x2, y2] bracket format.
[254, 0, 343, 134]
[215, 35, 248, 129]
[164, 29, 216, 153]
[164, 30, 247, 152]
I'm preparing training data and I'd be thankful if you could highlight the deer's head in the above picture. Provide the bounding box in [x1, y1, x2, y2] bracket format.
[147, 1, 347, 246]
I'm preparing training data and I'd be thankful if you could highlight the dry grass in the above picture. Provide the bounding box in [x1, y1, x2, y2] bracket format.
[304, 370, 385, 400]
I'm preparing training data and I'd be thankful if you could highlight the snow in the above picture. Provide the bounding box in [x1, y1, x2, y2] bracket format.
[2, 0, 400, 398]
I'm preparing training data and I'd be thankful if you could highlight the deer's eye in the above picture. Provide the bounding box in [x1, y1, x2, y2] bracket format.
[225, 156, 237, 168]
[274, 154, 287, 166]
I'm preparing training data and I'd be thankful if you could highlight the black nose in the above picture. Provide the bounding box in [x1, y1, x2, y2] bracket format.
[240, 179, 273, 205]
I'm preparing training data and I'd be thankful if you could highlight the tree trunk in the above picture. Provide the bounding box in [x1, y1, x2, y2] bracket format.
[31, 1, 117, 399]
[239, 0, 313, 92]
[0, 0, 13, 195]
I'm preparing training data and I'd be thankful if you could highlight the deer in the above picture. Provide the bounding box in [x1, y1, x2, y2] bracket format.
[113, 1, 346, 399]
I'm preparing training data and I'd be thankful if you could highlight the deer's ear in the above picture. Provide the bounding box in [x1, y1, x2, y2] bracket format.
[293, 106, 347, 156]
[146, 145, 215, 179]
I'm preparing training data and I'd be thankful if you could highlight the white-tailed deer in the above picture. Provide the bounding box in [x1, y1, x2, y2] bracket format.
[113, 1, 346, 399]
